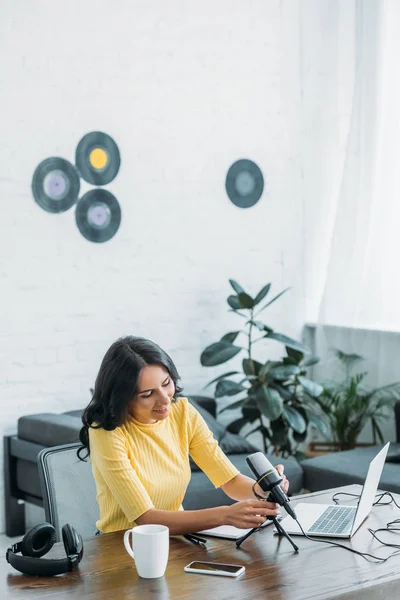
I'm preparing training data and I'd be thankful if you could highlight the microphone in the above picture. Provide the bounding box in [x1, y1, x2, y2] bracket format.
[246, 452, 297, 520]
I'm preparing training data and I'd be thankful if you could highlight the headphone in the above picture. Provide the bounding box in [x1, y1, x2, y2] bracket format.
[6, 522, 84, 576]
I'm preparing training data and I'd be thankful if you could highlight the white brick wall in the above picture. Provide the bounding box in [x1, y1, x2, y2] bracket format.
[0, 0, 323, 533]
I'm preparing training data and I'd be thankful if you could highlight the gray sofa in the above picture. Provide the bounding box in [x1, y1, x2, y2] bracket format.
[6, 396, 400, 538]
[3, 395, 304, 537]
[301, 401, 400, 494]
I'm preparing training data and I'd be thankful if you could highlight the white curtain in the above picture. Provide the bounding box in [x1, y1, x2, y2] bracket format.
[308, 0, 400, 330]
[302, 0, 400, 442]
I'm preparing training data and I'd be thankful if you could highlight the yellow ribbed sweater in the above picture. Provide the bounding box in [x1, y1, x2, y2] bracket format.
[89, 397, 239, 533]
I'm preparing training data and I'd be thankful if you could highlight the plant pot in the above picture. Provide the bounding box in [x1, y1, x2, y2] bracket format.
[305, 441, 375, 458]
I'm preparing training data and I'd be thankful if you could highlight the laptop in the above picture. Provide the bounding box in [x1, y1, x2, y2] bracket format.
[279, 442, 390, 538]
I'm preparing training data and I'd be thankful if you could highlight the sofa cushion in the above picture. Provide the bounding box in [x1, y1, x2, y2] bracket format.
[18, 413, 81, 446]
[302, 443, 400, 494]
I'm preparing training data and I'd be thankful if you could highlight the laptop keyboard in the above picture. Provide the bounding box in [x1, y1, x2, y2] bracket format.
[308, 505, 357, 535]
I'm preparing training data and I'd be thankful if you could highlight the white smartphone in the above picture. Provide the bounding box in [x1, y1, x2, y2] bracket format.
[184, 561, 245, 577]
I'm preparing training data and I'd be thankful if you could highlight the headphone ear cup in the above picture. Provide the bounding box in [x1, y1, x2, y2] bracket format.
[20, 523, 56, 558]
[62, 524, 76, 555]
[62, 524, 83, 561]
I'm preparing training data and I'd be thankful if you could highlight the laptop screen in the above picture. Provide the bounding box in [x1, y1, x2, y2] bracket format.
[351, 442, 390, 534]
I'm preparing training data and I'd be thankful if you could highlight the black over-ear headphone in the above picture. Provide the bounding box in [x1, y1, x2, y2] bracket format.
[6, 522, 84, 576]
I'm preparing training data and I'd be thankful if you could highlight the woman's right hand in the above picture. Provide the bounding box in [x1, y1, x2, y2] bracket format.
[224, 499, 280, 529]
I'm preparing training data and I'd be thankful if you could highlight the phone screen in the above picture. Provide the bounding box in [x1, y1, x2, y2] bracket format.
[188, 561, 243, 574]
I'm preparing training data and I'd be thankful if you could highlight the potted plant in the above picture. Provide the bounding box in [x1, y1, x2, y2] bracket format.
[200, 279, 329, 458]
[311, 349, 400, 452]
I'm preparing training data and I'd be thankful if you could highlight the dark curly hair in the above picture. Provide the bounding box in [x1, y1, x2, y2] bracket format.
[77, 336, 182, 460]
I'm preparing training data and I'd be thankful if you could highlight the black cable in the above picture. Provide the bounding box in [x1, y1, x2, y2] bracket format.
[241, 481, 400, 560]
[332, 492, 361, 504]
[294, 518, 399, 563]
[289, 490, 400, 562]
[332, 490, 400, 509]
[373, 491, 400, 509]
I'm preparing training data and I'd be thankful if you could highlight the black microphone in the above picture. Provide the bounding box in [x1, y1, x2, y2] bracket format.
[246, 452, 297, 520]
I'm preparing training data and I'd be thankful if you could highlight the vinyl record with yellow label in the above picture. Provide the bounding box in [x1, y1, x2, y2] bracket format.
[75, 131, 120, 185]
[225, 159, 264, 208]
[75, 189, 121, 243]
[32, 157, 80, 213]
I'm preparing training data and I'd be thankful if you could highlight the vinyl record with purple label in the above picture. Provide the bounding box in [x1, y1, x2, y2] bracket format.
[32, 157, 80, 213]
[75, 189, 121, 243]
[225, 159, 264, 208]
[75, 131, 120, 185]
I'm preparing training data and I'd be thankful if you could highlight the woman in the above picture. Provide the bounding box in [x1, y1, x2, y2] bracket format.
[78, 336, 289, 534]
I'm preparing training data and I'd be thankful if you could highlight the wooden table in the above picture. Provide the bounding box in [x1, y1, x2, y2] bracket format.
[2, 485, 400, 599]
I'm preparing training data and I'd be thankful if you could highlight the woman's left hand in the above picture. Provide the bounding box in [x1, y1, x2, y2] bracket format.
[275, 464, 289, 494]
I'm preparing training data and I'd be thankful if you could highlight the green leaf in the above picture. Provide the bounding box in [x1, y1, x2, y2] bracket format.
[204, 371, 240, 388]
[237, 292, 254, 309]
[293, 429, 308, 443]
[238, 375, 258, 385]
[286, 346, 304, 364]
[242, 401, 261, 422]
[255, 385, 283, 420]
[215, 380, 245, 398]
[283, 406, 306, 434]
[302, 356, 320, 367]
[298, 376, 323, 398]
[242, 410, 261, 424]
[200, 341, 242, 367]
[257, 287, 290, 313]
[227, 295, 241, 310]
[265, 332, 310, 354]
[271, 382, 293, 400]
[221, 331, 240, 343]
[249, 320, 273, 333]
[270, 365, 301, 380]
[305, 409, 329, 436]
[254, 284, 271, 306]
[242, 358, 262, 376]
[335, 349, 364, 368]
[370, 382, 400, 403]
[283, 356, 298, 366]
[229, 279, 245, 295]
[218, 398, 247, 413]
[270, 418, 287, 446]
[226, 417, 248, 434]
[259, 361, 275, 380]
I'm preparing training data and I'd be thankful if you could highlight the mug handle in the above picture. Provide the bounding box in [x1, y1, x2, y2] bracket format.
[124, 529, 135, 560]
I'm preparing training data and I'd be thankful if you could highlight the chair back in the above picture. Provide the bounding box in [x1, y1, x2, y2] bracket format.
[38, 443, 98, 541]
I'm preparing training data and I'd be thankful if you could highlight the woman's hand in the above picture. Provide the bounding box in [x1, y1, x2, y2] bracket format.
[224, 499, 280, 529]
[253, 464, 290, 500]
[275, 464, 289, 494]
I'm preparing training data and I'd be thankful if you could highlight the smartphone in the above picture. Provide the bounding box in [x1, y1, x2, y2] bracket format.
[184, 561, 245, 577]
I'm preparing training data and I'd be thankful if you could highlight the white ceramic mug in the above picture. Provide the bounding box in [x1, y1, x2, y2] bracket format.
[124, 524, 169, 578]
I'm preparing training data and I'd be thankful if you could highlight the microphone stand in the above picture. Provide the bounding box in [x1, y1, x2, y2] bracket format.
[236, 516, 299, 552]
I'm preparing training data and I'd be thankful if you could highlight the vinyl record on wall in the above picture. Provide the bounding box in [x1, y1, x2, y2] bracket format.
[75, 131, 120, 185]
[225, 159, 264, 208]
[32, 157, 80, 213]
[75, 189, 121, 243]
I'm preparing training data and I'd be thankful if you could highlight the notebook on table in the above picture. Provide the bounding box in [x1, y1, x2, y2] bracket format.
[279, 442, 390, 538]
[197, 517, 277, 541]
